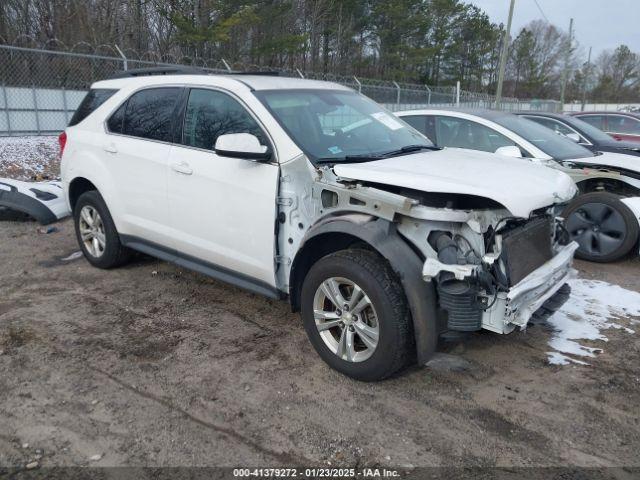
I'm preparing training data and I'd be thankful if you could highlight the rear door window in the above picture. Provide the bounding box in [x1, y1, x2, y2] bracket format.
[607, 115, 640, 135]
[524, 116, 585, 141]
[122, 88, 182, 142]
[578, 115, 605, 130]
[68, 88, 117, 126]
[106, 103, 126, 134]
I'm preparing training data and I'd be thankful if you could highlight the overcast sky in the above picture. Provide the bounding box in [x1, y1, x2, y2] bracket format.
[469, 0, 640, 58]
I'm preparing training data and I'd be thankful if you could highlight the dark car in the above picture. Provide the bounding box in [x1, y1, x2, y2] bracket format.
[569, 111, 640, 144]
[517, 111, 640, 157]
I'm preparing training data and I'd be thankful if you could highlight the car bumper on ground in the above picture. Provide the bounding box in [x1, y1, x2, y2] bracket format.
[0, 178, 70, 225]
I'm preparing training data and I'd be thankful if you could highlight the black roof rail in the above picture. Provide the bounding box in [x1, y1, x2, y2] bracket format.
[230, 71, 282, 76]
[109, 66, 286, 80]
[109, 66, 205, 79]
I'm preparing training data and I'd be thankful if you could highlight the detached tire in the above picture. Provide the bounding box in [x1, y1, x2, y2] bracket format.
[73, 190, 132, 269]
[300, 249, 413, 381]
[563, 192, 639, 263]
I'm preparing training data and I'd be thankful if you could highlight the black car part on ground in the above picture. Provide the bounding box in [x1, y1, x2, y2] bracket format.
[0, 180, 58, 225]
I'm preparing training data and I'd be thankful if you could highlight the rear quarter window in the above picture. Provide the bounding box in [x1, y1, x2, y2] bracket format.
[68, 89, 118, 126]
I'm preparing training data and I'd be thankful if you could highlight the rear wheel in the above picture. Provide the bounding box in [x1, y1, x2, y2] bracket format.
[563, 192, 639, 262]
[300, 249, 413, 381]
[73, 190, 132, 268]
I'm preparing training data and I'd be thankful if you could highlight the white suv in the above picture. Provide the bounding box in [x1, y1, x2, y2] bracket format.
[61, 69, 578, 380]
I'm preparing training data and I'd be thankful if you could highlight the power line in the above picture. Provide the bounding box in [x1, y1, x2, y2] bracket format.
[533, 0, 550, 23]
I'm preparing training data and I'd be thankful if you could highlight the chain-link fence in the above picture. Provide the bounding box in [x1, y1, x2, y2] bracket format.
[0, 43, 558, 136]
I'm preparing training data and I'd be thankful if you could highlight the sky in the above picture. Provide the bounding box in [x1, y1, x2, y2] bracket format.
[469, 0, 640, 59]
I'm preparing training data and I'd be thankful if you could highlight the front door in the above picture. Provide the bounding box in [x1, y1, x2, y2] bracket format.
[167, 88, 279, 289]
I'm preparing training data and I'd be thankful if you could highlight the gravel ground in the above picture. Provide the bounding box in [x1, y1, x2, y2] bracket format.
[0, 217, 639, 476]
[0, 136, 59, 181]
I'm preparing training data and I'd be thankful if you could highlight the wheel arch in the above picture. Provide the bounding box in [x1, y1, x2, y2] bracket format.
[575, 177, 640, 197]
[68, 177, 98, 211]
[289, 214, 438, 364]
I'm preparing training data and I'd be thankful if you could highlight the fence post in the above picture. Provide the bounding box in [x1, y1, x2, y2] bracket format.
[62, 87, 69, 124]
[31, 85, 40, 135]
[456, 81, 460, 108]
[393, 81, 401, 105]
[353, 76, 361, 93]
[2, 83, 11, 136]
[425, 85, 431, 106]
[114, 44, 128, 71]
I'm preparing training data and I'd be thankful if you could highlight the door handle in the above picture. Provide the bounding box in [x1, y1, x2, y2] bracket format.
[103, 143, 117, 153]
[171, 161, 193, 175]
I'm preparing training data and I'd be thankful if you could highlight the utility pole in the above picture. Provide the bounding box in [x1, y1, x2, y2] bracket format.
[559, 18, 574, 108]
[581, 46, 592, 112]
[494, 0, 516, 110]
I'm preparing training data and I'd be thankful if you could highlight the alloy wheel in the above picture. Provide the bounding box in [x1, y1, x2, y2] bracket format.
[312, 277, 379, 362]
[566, 202, 626, 257]
[78, 205, 106, 258]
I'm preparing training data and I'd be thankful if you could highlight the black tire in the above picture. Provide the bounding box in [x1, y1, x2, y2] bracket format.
[73, 190, 132, 269]
[563, 192, 639, 263]
[300, 249, 413, 381]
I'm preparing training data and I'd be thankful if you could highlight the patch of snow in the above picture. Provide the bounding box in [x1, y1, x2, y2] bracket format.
[546, 279, 640, 365]
[0, 136, 59, 181]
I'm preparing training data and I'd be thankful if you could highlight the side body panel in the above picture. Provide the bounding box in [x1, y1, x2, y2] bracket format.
[167, 144, 280, 287]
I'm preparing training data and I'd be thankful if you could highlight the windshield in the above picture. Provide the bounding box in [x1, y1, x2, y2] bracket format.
[255, 89, 434, 163]
[563, 116, 617, 143]
[492, 114, 595, 160]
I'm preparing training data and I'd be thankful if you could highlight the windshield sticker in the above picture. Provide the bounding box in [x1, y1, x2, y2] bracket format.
[328, 146, 343, 155]
[372, 112, 404, 131]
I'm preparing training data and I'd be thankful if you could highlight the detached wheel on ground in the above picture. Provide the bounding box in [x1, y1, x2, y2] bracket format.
[563, 192, 639, 263]
[300, 249, 413, 381]
[73, 190, 132, 268]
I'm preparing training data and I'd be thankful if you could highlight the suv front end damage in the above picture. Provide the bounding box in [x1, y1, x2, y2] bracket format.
[398, 207, 577, 336]
[280, 153, 577, 340]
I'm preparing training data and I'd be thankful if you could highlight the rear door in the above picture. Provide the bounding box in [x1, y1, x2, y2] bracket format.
[104, 87, 182, 246]
[166, 87, 279, 290]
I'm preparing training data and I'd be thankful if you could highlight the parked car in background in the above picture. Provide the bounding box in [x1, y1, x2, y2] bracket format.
[516, 111, 640, 157]
[570, 111, 640, 144]
[61, 70, 578, 380]
[396, 109, 640, 263]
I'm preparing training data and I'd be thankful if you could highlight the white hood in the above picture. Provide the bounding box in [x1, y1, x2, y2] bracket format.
[571, 151, 640, 173]
[333, 148, 577, 218]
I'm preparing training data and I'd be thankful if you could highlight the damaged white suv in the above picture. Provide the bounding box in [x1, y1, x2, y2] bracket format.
[61, 69, 578, 380]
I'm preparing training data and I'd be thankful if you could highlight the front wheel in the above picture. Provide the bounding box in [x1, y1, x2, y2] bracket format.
[300, 249, 413, 381]
[563, 192, 639, 263]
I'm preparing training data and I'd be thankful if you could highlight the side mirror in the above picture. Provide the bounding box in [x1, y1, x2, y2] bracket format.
[565, 132, 581, 143]
[214, 133, 271, 161]
[494, 145, 522, 158]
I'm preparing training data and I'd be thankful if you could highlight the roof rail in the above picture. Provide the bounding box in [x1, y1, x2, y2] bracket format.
[231, 71, 281, 76]
[109, 66, 205, 79]
[109, 66, 285, 80]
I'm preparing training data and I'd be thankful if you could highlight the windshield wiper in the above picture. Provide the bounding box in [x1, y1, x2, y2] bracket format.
[383, 144, 441, 157]
[316, 153, 387, 164]
[316, 144, 440, 165]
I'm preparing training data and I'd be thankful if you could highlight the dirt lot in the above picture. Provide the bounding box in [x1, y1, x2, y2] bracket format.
[1, 217, 639, 474]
